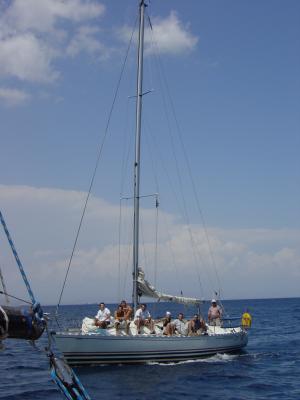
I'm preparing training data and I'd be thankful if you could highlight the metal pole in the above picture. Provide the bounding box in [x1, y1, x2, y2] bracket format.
[0, 211, 36, 304]
[0, 266, 9, 304]
[132, 0, 146, 312]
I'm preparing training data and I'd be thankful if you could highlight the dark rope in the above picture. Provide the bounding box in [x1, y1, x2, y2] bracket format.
[0, 290, 32, 305]
[56, 15, 138, 315]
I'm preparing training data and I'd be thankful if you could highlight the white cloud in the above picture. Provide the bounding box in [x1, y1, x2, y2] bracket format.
[148, 11, 198, 55]
[0, 33, 59, 83]
[0, 185, 299, 305]
[0, 2, 198, 106]
[120, 11, 198, 56]
[0, 87, 31, 106]
[0, 0, 105, 86]
[1, 0, 105, 34]
[66, 26, 110, 59]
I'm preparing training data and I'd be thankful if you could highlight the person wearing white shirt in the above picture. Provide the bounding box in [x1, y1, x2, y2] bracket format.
[171, 313, 188, 335]
[95, 302, 111, 328]
[134, 304, 155, 334]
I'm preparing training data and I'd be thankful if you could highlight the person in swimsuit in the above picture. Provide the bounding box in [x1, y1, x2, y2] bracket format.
[120, 300, 133, 334]
[208, 299, 222, 326]
[114, 304, 125, 334]
[188, 314, 207, 335]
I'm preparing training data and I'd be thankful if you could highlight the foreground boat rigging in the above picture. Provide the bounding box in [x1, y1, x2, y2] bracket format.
[0, 210, 91, 400]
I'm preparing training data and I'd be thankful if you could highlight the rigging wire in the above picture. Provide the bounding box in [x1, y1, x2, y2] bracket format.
[122, 217, 133, 299]
[154, 196, 159, 289]
[0, 211, 36, 304]
[56, 14, 138, 314]
[145, 114, 203, 295]
[146, 11, 223, 300]
[146, 116, 208, 297]
[118, 197, 133, 300]
[145, 20, 205, 299]
[118, 97, 134, 301]
[153, 195, 159, 317]
[159, 64, 223, 299]
[144, 124, 181, 297]
[120, 98, 135, 196]
[0, 265, 9, 304]
[118, 198, 122, 302]
[139, 216, 149, 272]
[0, 290, 32, 305]
[144, 124, 181, 290]
[143, 132, 160, 289]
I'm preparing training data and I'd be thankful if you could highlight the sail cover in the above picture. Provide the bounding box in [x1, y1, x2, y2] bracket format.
[137, 268, 202, 306]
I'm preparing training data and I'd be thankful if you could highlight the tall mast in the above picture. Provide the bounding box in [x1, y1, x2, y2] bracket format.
[132, 0, 146, 311]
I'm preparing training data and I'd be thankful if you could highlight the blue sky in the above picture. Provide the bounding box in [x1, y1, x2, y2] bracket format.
[0, 0, 299, 304]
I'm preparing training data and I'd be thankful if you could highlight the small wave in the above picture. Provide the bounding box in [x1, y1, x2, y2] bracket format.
[147, 353, 240, 366]
[4, 365, 43, 371]
[246, 382, 274, 390]
[197, 353, 240, 363]
[0, 388, 57, 400]
[247, 351, 281, 360]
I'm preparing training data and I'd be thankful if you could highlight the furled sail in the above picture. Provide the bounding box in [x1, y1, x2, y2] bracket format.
[137, 268, 202, 306]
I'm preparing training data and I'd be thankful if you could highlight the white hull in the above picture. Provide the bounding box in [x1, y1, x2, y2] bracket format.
[53, 328, 248, 365]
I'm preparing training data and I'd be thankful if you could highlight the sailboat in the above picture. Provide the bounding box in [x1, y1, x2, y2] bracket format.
[52, 0, 248, 365]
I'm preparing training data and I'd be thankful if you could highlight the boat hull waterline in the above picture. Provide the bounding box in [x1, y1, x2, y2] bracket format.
[53, 330, 248, 365]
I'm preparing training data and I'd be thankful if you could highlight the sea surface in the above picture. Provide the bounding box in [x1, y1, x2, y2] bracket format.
[0, 298, 299, 400]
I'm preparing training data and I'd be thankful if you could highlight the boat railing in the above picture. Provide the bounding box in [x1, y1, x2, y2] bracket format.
[221, 316, 242, 328]
[48, 314, 83, 332]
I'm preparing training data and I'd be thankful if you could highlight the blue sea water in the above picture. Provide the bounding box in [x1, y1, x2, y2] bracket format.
[1, 298, 300, 400]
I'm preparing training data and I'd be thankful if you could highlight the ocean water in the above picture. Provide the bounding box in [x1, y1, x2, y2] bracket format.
[0, 298, 299, 400]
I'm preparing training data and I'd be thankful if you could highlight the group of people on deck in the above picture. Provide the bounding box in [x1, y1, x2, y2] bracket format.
[94, 299, 222, 335]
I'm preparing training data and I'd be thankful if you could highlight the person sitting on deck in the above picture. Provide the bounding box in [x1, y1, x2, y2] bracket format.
[95, 302, 111, 328]
[188, 314, 207, 335]
[114, 304, 125, 334]
[170, 313, 188, 336]
[120, 300, 133, 334]
[158, 311, 172, 336]
[134, 304, 155, 334]
[208, 299, 222, 326]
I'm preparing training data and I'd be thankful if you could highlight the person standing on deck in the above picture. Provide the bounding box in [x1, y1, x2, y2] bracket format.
[208, 299, 222, 326]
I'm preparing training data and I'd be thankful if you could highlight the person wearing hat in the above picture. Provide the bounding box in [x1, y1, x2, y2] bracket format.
[208, 299, 222, 326]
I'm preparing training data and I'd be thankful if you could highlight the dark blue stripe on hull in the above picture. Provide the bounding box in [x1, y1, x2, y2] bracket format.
[63, 345, 246, 365]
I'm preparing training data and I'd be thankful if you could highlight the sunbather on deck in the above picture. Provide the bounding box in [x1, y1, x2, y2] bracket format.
[134, 304, 155, 334]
